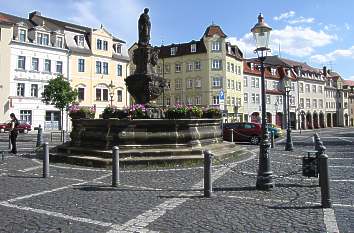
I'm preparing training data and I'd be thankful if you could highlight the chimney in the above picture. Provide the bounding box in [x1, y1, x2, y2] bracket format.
[29, 11, 41, 19]
[323, 66, 327, 77]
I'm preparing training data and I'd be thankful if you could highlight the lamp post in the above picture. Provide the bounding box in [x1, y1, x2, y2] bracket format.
[274, 101, 279, 126]
[108, 80, 116, 107]
[251, 13, 274, 190]
[284, 75, 294, 151]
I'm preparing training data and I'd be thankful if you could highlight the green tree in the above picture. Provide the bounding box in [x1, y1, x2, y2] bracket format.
[42, 75, 77, 130]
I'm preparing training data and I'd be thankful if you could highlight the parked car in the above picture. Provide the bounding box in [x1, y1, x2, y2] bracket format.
[267, 123, 283, 138]
[223, 122, 262, 144]
[0, 120, 31, 133]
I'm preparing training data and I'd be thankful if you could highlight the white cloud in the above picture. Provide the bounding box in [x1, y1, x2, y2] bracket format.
[310, 46, 354, 63]
[229, 25, 337, 58]
[349, 76, 354, 80]
[70, 1, 100, 27]
[345, 23, 351, 30]
[273, 11, 295, 21]
[323, 24, 338, 31]
[288, 16, 315, 25]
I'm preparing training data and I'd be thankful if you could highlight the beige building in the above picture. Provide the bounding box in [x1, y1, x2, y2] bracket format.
[154, 24, 244, 121]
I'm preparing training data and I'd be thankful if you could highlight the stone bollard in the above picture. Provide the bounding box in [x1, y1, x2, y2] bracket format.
[270, 131, 275, 148]
[230, 129, 234, 143]
[203, 150, 213, 198]
[43, 142, 49, 178]
[318, 143, 332, 208]
[314, 133, 321, 152]
[112, 146, 120, 187]
[35, 125, 43, 147]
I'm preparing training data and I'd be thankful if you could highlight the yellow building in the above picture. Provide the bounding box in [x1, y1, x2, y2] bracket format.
[30, 11, 130, 117]
[156, 24, 244, 121]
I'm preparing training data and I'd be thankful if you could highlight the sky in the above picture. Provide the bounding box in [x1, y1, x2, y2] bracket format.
[1, 0, 354, 80]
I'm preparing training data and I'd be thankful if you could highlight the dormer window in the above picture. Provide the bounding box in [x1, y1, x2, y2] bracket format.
[271, 68, 276, 75]
[19, 29, 26, 42]
[103, 41, 108, 51]
[191, 44, 196, 53]
[37, 32, 49, 45]
[78, 35, 85, 47]
[113, 44, 121, 54]
[56, 36, 63, 48]
[171, 47, 177, 56]
[250, 63, 254, 70]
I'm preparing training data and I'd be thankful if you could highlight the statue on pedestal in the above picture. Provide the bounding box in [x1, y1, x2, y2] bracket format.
[138, 8, 151, 46]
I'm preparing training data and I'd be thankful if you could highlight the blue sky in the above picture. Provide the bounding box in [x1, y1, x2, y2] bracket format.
[1, 0, 354, 80]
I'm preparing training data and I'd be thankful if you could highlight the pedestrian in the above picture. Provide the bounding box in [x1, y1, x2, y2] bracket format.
[9, 113, 19, 154]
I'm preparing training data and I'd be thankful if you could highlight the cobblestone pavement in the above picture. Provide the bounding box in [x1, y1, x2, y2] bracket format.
[0, 128, 353, 232]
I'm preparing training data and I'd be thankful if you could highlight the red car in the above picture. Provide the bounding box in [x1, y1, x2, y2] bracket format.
[0, 120, 31, 133]
[223, 122, 262, 144]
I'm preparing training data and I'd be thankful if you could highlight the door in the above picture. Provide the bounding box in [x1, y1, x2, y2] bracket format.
[45, 111, 61, 130]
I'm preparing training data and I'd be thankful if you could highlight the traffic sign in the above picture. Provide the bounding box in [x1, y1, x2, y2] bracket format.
[219, 90, 224, 100]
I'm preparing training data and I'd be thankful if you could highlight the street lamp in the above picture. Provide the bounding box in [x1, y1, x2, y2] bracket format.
[284, 75, 294, 151]
[274, 100, 279, 126]
[108, 80, 116, 107]
[251, 13, 274, 190]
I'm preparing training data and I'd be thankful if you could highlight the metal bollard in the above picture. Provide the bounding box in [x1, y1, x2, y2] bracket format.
[270, 131, 275, 148]
[36, 125, 43, 147]
[230, 129, 234, 143]
[43, 142, 49, 178]
[314, 133, 321, 152]
[8, 134, 11, 150]
[112, 146, 119, 187]
[1, 151, 4, 161]
[318, 144, 331, 208]
[203, 150, 213, 198]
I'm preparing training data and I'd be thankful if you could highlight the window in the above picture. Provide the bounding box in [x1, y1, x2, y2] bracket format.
[44, 59, 51, 72]
[32, 58, 39, 71]
[313, 99, 317, 108]
[56, 61, 63, 74]
[251, 77, 256, 88]
[227, 96, 231, 105]
[319, 86, 323, 93]
[291, 83, 295, 91]
[166, 81, 171, 89]
[96, 88, 108, 101]
[244, 93, 248, 103]
[319, 99, 323, 109]
[17, 83, 25, 96]
[57, 36, 63, 48]
[117, 90, 123, 102]
[211, 41, 221, 51]
[78, 59, 85, 72]
[237, 66, 241, 75]
[306, 98, 310, 108]
[103, 41, 108, 50]
[251, 93, 256, 103]
[19, 29, 26, 42]
[271, 68, 276, 75]
[117, 64, 122, 76]
[212, 77, 221, 87]
[97, 39, 102, 50]
[255, 94, 260, 104]
[175, 79, 182, 89]
[227, 80, 231, 89]
[250, 63, 254, 70]
[272, 81, 278, 89]
[266, 95, 270, 104]
[299, 83, 304, 93]
[276, 96, 283, 104]
[96, 61, 102, 74]
[312, 85, 317, 93]
[103, 62, 109, 74]
[300, 98, 304, 108]
[194, 61, 201, 70]
[195, 96, 201, 105]
[231, 63, 235, 73]
[78, 35, 85, 47]
[164, 64, 170, 73]
[232, 97, 235, 105]
[166, 97, 171, 106]
[212, 96, 219, 105]
[187, 63, 193, 71]
[187, 79, 193, 89]
[290, 96, 295, 105]
[170, 47, 177, 55]
[305, 84, 310, 93]
[113, 44, 122, 54]
[37, 33, 49, 45]
[20, 110, 32, 124]
[31, 84, 38, 97]
[175, 63, 181, 72]
[78, 87, 85, 101]
[18, 56, 26, 70]
[227, 62, 230, 72]
[231, 80, 235, 89]
[243, 76, 248, 87]
[195, 79, 201, 88]
[191, 44, 196, 52]
[186, 97, 193, 105]
[255, 78, 259, 88]
[211, 59, 222, 70]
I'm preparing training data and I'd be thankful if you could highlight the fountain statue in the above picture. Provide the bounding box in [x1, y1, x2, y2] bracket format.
[125, 8, 166, 105]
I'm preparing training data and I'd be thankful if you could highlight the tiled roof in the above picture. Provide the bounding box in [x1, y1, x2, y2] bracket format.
[203, 24, 227, 38]
[0, 11, 34, 27]
[226, 43, 243, 60]
[279, 57, 320, 73]
[344, 80, 354, 86]
[157, 40, 207, 58]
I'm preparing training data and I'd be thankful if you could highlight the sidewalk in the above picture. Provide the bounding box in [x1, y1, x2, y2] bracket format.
[0, 145, 328, 232]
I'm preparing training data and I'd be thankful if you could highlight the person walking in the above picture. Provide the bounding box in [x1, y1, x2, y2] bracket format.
[9, 113, 19, 154]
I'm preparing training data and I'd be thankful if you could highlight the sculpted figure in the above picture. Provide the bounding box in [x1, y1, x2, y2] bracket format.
[138, 8, 151, 46]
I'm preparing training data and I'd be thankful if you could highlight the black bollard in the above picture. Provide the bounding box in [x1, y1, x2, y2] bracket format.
[314, 133, 321, 152]
[36, 125, 43, 147]
[112, 146, 119, 187]
[203, 150, 213, 198]
[43, 142, 49, 178]
[270, 131, 275, 148]
[318, 144, 331, 208]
